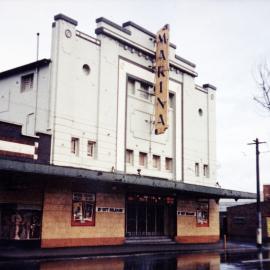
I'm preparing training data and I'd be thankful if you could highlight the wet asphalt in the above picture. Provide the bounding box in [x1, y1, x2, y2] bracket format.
[1, 250, 270, 270]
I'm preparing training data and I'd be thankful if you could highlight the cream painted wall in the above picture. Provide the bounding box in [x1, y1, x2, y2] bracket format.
[0, 66, 50, 136]
[118, 59, 181, 179]
[0, 15, 217, 187]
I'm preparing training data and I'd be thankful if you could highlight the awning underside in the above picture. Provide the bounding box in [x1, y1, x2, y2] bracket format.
[0, 159, 256, 200]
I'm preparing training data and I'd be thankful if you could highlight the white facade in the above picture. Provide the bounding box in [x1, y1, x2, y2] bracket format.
[0, 14, 217, 187]
[0, 64, 50, 136]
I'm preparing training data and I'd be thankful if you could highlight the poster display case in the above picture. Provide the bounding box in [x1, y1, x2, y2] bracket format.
[71, 192, 96, 226]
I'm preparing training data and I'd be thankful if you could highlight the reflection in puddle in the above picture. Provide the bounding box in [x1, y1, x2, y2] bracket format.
[177, 253, 220, 270]
[39, 253, 220, 270]
[40, 258, 124, 270]
[3, 250, 270, 270]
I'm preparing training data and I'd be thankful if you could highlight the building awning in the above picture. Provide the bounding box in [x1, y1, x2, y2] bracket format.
[0, 159, 255, 200]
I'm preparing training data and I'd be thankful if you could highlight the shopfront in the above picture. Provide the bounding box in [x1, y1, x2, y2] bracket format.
[0, 174, 44, 245]
[0, 204, 41, 241]
[125, 194, 176, 238]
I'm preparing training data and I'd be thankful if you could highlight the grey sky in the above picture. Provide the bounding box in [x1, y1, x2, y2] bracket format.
[1, 0, 270, 192]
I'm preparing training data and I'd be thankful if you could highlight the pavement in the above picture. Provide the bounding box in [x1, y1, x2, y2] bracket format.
[0, 240, 261, 261]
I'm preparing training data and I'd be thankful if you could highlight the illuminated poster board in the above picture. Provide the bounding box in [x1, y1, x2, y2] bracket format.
[154, 25, 170, 135]
[71, 192, 96, 226]
[196, 201, 209, 227]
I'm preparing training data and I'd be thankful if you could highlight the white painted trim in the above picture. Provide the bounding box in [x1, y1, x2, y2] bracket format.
[0, 140, 35, 156]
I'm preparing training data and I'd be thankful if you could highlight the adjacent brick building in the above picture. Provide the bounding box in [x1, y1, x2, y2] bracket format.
[227, 186, 270, 241]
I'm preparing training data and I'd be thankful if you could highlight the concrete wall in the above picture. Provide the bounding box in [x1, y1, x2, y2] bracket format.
[49, 15, 217, 187]
[0, 15, 217, 187]
[183, 80, 216, 186]
[49, 18, 102, 169]
[175, 199, 219, 243]
[0, 66, 50, 136]
[41, 181, 125, 248]
[118, 59, 181, 180]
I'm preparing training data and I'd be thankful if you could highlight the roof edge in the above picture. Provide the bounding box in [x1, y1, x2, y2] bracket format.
[96, 17, 131, 35]
[0, 59, 51, 79]
[203, 83, 217, 91]
[122, 21, 177, 49]
[54, 13, 78, 26]
[175, 54, 196, 68]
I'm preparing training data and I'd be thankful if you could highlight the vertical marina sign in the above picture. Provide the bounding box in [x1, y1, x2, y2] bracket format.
[154, 24, 170, 135]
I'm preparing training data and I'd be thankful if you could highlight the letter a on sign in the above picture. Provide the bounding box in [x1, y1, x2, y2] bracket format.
[154, 25, 169, 135]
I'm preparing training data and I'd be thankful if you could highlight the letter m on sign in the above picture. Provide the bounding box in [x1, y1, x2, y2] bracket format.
[154, 24, 170, 135]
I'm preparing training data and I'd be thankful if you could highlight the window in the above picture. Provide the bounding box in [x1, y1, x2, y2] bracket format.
[195, 163, 200, 176]
[126, 149, 134, 165]
[72, 192, 96, 226]
[139, 152, 147, 167]
[21, 73, 34, 92]
[71, 137, 79, 156]
[165, 157, 173, 171]
[233, 217, 246, 225]
[82, 64, 90, 75]
[127, 78, 135, 95]
[169, 93, 175, 109]
[87, 141, 95, 157]
[203, 164, 209, 178]
[152, 155, 161, 169]
[139, 82, 149, 99]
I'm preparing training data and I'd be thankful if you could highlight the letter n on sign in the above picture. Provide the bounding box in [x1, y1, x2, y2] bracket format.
[154, 24, 170, 135]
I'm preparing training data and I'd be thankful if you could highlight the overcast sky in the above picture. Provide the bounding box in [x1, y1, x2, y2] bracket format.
[1, 0, 270, 193]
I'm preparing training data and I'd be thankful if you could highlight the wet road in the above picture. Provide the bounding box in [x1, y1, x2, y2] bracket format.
[1, 250, 270, 269]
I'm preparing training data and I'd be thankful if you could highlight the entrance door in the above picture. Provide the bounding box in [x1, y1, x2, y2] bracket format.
[126, 194, 176, 237]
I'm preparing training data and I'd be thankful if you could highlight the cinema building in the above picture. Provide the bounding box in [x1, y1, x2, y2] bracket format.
[0, 14, 254, 248]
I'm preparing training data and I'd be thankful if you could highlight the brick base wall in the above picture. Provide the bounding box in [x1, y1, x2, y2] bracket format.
[175, 235, 219, 243]
[41, 237, 125, 248]
[41, 182, 125, 248]
[176, 199, 219, 243]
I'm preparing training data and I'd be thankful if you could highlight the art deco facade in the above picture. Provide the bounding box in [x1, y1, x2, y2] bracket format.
[0, 14, 254, 248]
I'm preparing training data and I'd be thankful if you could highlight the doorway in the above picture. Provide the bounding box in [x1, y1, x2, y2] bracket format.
[126, 194, 176, 237]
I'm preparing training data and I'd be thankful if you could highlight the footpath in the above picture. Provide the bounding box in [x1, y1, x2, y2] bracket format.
[0, 240, 260, 261]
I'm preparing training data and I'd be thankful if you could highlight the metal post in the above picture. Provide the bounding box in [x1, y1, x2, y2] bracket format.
[248, 138, 266, 249]
[36, 33, 40, 61]
[223, 234, 227, 250]
[256, 139, 262, 248]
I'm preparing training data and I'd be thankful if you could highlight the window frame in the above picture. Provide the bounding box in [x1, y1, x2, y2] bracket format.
[71, 137, 79, 156]
[21, 73, 34, 92]
[152, 154, 161, 170]
[139, 152, 148, 168]
[126, 149, 134, 165]
[87, 140, 96, 158]
[127, 78, 135, 95]
[195, 163, 200, 177]
[165, 157, 173, 172]
[203, 164, 209, 178]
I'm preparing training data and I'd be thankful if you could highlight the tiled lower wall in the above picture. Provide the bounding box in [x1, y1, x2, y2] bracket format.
[41, 182, 125, 248]
[175, 199, 220, 243]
